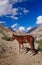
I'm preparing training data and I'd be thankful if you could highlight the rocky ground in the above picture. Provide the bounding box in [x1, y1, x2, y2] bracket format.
[0, 33, 42, 65]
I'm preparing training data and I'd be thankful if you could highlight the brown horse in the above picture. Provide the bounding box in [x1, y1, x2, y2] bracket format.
[11, 33, 36, 54]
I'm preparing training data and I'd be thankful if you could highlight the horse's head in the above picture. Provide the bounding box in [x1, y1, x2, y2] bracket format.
[11, 33, 15, 41]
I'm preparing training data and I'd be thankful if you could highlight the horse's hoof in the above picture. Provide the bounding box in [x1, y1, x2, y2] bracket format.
[31, 52, 36, 56]
[33, 53, 36, 55]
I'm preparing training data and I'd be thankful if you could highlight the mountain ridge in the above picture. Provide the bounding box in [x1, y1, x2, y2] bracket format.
[27, 24, 42, 35]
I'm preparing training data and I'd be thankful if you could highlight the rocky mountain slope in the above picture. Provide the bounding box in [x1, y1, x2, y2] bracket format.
[27, 25, 42, 36]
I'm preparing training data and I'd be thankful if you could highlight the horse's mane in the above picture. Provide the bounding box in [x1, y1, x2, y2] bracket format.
[13, 33, 34, 39]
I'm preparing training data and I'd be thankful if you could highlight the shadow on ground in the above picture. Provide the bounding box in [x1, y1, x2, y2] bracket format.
[24, 47, 39, 55]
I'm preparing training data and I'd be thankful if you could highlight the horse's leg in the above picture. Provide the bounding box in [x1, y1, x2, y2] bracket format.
[28, 39, 35, 54]
[30, 42, 34, 51]
[19, 43, 21, 53]
[29, 39, 36, 55]
[22, 44, 25, 53]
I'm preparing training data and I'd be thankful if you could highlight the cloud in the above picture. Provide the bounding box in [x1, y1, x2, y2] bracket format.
[11, 23, 18, 28]
[11, 24, 32, 32]
[12, 8, 18, 16]
[36, 16, 42, 24]
[23, 8, 29, 14]
[19, 26, 25, 32]
[0, 0, 29, 20]
[9, 0, 19, 4]
[0, 0, 12, 16]
[27, 27, 32, 31]
[9, 0, 40, 4]
[9, 15, 18, 20]
[9, 0, 26, 4]
[11, 23, 19, 31]
[0, 21, 5, 23]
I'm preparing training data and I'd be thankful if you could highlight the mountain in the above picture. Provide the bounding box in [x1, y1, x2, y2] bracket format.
[0, 24, 13, 32]
[0, 24, 14, 37]
[0, 24, 42, 37]
[0, 24, 26, 36]
[27, 25, 42, 35]
[9, 27, 16, 32]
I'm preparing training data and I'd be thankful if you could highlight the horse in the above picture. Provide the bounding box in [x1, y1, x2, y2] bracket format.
[11, 33, 36, 55]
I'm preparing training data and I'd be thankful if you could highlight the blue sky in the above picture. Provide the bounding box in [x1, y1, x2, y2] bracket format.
[0, 0, 42, 32]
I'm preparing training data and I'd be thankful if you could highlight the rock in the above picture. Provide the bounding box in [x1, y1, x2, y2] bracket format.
[0, 47, 3, 53]
[35, 43, 39, 50]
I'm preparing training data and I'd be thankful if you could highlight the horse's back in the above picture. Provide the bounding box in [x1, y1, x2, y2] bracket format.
[18, 35, 34, 43]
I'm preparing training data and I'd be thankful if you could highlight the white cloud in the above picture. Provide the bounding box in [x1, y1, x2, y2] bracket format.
[9, 15, 18, 20]
[0, 21, 5, 23]
[23, 8, 29, 14]
[27, 27, 32, 31]
[11, 23, 18, 28]
[0, 0, 19, 18]
[13, 17, 18, 20]
[9, 0, 26, 4]
[0, 0, 29, 20]
[9, 0, 19, 3]
[19, 26, 25, 32]
[0, 0, 12, 16]
[36, 16, 42, 24]
[12, 8, 18, 15]
[11, 24, 32, 32]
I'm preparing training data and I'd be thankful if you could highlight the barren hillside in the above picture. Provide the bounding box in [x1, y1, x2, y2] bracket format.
[0, 24, 42, 65]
